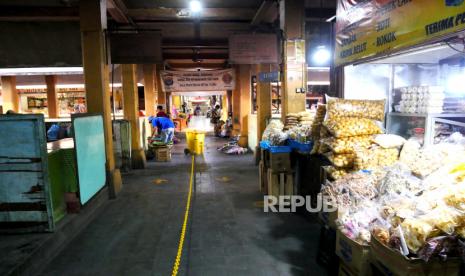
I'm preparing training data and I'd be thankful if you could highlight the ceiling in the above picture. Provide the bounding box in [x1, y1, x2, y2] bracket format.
[0, 0, 337, 69]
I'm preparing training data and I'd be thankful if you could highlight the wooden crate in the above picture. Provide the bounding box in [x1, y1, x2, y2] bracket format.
[370, 236, 461, 276]
[269, 152, 291, 172]
[335, 228, 371, 276]
[260, 148, 270, 168]
[259, 160, 268, 194]
[155, 147, 171, 162]
[267, 169, 293, 197]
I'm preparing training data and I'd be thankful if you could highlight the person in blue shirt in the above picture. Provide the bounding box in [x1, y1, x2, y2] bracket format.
[148, 116, 175, 144]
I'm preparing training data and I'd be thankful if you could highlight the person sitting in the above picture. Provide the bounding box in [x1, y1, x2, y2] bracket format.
[148, 116, 175, 144]
[156, 105, 169, 118]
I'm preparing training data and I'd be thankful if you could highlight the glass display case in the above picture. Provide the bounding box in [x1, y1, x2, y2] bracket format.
[387, 113, 465, 145]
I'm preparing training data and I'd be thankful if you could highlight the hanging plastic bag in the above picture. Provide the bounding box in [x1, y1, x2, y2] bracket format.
[326, 96, 386, 121]
[323, 117, 383, 138]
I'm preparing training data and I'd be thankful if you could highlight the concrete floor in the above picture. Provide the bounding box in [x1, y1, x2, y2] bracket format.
[41, 137, 325, 276]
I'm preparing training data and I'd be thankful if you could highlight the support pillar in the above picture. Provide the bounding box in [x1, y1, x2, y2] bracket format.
[80, 0, 122, 197]
[45, 75, 58, 118]
[238, 65, 251, 148]
[281, 0, 306, 119]
[155, 64, 165, 107]
[122, 64, 147, 169]
[142, 64, 156, 117]
[166, 92, 172, 115]
[173, 95, 181, 109]
[232, 66, 241, 136]
[221, 94, 228, 121]
[256, 64, 272, 143]
[1, 76, 18, 113]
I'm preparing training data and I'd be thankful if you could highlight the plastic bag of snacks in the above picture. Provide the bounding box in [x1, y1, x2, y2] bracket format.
[420, 204, 463, 235]
[374, 134, 406, 149]
[324, 117, 383, 138]
[325, 152, 355, 168]
[354, 146, 399, 171]
[401, 218, 436, 253]
[377, 148, 400, 167]
[326, 96, 385, 121]
[354, 147, 378, 170]
[326, 166, 351, 180]
[310, 104, 326, 139]
[318, 142, 331, 155]
[321, 135, 373, 154]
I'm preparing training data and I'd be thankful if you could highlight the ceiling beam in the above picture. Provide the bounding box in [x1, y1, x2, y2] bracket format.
[128, 8, 256, 21]
[251, 0, 278, 26]
[166, 63, 227, 69]
[107, 0, 130, 24]
[162, 39, 228, 49]
[163, 53, 229, 60]
[0, 6, 78, 21]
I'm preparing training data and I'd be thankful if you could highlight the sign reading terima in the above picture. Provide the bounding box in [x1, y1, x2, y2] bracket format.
[335, 0, 465, 66]
[160, 69, 236, 92]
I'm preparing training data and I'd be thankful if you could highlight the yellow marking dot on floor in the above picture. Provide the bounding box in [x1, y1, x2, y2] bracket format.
[153, 179, 168, 185]
[215, 176, 232, 183]
[254, 201, 264, 208]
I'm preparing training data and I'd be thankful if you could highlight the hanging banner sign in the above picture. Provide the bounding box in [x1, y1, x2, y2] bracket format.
[160, 69, 236, 92]
[335, 0, 465, 66]
[229, 34, 279, 64]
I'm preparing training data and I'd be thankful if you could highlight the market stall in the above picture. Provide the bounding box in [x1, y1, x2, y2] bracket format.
[313, 0, 465, 274]
[18, 86, 87, 117]
[0, 113, 108, 233]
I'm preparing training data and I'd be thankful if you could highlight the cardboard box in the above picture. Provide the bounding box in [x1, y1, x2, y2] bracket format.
[269, 152, 291, 172]
[338, 261, 358, 276]
[335, 228, 370, 276]
[370, 236, 461, 276]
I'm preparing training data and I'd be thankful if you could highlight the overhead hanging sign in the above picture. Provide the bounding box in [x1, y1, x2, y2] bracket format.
[160, 69, 235, 92]
[258, 71, 280, 82]
[335, 0, 465, 66]
[229, 34, 278, 64]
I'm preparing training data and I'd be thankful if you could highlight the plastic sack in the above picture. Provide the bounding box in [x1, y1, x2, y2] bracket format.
[399, 140, 421, 166]
[323, 117, 383, 138]
[420, 204, 463, 235]
[326, 166, 351, 180]
[354, 146, 399, 170]
[262, 120, 288, 146]
[325, 152, 355, 168]
[374, 134, 406, 149]
[321, 135, 373, 154]
[378, 165, 423, 196]
[444, 183, 465, 211]
[310, 104, 326, 139]
[326, 96, 385, 121]
[318, 142, 331, 155]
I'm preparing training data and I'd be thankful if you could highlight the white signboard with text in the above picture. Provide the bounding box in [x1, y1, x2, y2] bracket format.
[160, 69, 235, 92]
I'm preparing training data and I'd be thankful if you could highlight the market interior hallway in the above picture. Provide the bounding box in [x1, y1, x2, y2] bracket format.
[41, 137, 324, 276]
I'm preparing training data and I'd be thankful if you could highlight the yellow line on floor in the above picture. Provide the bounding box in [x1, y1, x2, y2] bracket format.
[171, 155, 195, 276]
